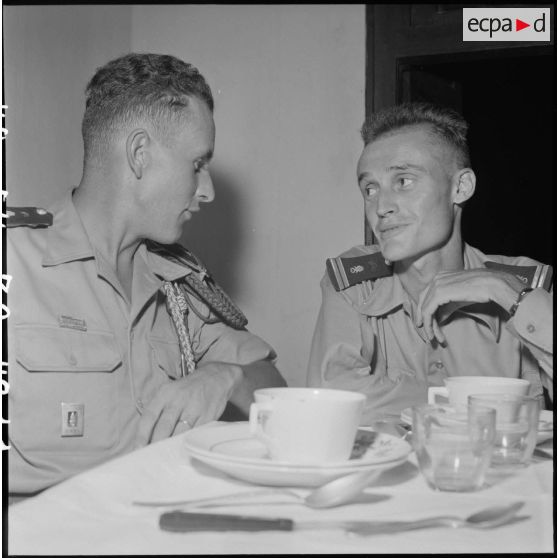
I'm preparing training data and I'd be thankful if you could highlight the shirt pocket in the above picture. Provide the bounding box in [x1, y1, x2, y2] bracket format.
[11, 324, 122, 453]
[148, 336, 182, 379]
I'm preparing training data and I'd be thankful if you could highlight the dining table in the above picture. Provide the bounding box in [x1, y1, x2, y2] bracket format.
[7, 420, 555, 555]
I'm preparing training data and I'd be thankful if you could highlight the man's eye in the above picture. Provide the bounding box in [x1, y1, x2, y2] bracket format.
[194, 161, 205, 174]
[398, 177, 414, 189]
[363, 185, 378, 198]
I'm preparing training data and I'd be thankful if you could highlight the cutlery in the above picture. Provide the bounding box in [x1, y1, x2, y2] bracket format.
[159, 501, 526, 534]
[134, 488, 302, 509]
[134, 469, 383, 510]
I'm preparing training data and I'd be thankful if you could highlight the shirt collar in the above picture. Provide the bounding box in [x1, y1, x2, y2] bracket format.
[140, 244, 194, 283]
[355, 243, 501, 338]
[42, 189, 95, 266]
[42, 190, 193, 278]
[356, 272, 410, 317]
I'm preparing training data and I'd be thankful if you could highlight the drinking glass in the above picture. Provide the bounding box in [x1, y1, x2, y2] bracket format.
[412, 404, 496, 492]
[468, 394, 540, 468]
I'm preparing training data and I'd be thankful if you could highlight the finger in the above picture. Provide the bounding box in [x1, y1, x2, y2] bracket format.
[136, 405, 164, 448]
[423, 309, 434, 342]
[150, 405, 185, 443]
[415, 287, 430, 327]
[172, 417, 195, 436]
[417, 279, 440, 329]
[418, 293, 434, 341]
[432, 317, 446, 346]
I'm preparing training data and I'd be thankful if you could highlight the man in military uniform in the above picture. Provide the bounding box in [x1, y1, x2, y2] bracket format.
[307, 103, 553, 423]
[7, 53, 286, 496]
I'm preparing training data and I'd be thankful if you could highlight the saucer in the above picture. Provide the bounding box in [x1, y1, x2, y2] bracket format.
[400, 407, 554, 444]
[182, 422, 411, 488]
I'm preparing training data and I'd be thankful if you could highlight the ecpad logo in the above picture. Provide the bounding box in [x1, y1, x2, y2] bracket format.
[463, 8, 550, 41]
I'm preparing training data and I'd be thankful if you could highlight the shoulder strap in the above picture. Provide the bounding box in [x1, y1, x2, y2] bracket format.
[326, 252, 553, 293]
[326, 251, 392, 292]
[146, 240, 248, 330]
[6, 206, 53, 228]
[484, 261, 553, 292]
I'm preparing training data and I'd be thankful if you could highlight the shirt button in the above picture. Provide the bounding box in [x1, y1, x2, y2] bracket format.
[137, 399, 144, 410]
[526, 323, 536, 333]
[68, 354, 77, 366]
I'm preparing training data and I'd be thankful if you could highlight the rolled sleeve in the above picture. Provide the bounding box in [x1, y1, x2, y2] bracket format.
[507, 288, 553, 386]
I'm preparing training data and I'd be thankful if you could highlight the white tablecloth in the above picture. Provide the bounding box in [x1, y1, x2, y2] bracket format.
[8, 422, 555, 555]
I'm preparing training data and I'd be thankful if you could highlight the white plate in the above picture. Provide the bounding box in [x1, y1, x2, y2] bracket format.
[400, 408, 554, 444]
[182, 423, 411, 488]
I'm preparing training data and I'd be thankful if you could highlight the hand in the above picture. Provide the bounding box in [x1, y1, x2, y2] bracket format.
[415, 269, 524, 345]
[136, 362, 243, 446]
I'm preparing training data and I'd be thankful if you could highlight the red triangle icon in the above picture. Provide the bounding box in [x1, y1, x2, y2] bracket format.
[516, 19, 530, 31]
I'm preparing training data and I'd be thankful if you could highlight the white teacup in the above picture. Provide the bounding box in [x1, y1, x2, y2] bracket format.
[249, 387, 365, 464]
[428, 376, 530, 408]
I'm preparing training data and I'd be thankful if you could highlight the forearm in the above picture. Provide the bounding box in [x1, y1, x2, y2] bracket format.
[312, 360, 426, 424]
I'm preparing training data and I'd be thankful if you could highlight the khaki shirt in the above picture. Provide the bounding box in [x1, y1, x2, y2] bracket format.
[307, 244, 553, 424]
[8, 191, 276, 493]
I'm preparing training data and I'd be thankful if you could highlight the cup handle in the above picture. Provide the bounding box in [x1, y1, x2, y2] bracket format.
[249, 401, 273, 436]
[428, 386, 448, 404]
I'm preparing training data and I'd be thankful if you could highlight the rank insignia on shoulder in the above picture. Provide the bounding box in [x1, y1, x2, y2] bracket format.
[485, 261, 553, 292]
[327, 251, 392, 291]
[6, 206, 53, 228]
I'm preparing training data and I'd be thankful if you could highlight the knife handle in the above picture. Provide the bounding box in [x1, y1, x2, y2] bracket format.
[159, 511, 295, 532]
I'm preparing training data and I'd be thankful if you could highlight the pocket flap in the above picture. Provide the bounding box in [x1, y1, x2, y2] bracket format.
[15, 325, 121, 372]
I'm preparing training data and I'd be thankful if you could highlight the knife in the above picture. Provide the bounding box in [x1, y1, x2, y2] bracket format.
[158, 511, 447, 535]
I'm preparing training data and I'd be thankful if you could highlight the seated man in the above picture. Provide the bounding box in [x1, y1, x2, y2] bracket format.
[7, 53, 286, 496]
[307, 102, 552, 423]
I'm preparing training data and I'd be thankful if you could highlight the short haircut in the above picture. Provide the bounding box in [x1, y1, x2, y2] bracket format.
[82, 53, 214, 161]
[361, 102, 470, 168]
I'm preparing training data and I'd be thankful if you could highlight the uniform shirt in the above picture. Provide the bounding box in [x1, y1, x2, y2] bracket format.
[307, 243, 553, 424]
[8, 191, 276, 494]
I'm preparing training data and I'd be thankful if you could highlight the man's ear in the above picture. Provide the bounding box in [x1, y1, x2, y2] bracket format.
[126, 129, 150, 179]
[452, 168, 476, 205]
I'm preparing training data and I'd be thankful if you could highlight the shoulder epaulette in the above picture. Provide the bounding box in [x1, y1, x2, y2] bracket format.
[146, 240, 248, 329]
[327, 251, 392, 292]
[6, 206, 53, 228]
[326, 253, 553, 293]
[485, 261, 553, 292]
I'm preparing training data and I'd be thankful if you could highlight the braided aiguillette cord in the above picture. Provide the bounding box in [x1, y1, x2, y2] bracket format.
[163, 282, 196, 376]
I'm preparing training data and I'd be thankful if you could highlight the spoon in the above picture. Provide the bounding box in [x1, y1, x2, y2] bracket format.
[342, 501, 526, 535]
[305, 468, 382, 508]
[133, 468, 383, 510]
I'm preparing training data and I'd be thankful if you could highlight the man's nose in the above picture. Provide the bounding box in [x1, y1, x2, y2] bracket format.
[197, 171, 215, 203]
[376, 189, 398, 217]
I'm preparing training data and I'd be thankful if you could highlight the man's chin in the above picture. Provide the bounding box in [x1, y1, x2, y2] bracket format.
[149, 229, 183, 246]
[378, 242, 405, 262]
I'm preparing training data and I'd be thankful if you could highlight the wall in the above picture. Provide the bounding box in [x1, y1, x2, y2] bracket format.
[4, 5, 366, 387]
[131, 5, 366, 385]
[3, 6, 133, 207]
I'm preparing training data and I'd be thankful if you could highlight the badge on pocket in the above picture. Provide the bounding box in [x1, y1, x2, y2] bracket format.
[61, 403, 85, 437]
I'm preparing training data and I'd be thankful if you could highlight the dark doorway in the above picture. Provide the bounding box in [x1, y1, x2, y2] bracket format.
[365, 4, 555, 266]
[397, 49, 555, 265]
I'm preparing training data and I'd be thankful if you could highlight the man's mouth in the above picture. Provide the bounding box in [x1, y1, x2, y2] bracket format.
[184, 207, 200, 216]
[377, 223, 409, 239]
